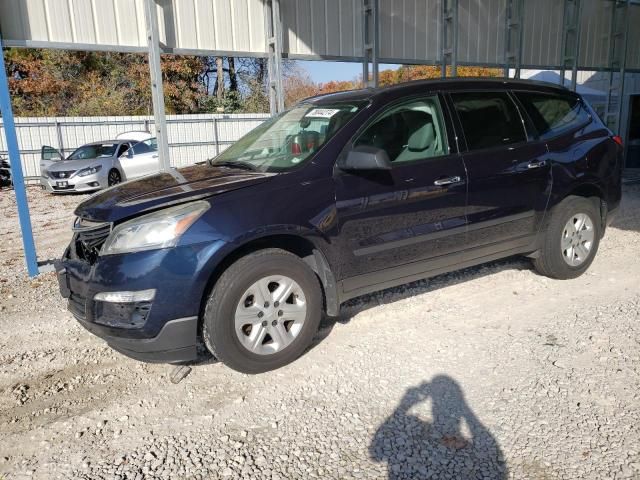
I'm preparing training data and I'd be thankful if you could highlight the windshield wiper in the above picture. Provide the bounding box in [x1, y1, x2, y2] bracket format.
[213, 161, 258, 171]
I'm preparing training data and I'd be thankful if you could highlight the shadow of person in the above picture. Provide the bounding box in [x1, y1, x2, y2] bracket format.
[370, 376, 507, 479]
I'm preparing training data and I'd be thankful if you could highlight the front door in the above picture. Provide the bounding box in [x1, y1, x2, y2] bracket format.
[334, 94, 468, 296]
[447, 90, 551, 256]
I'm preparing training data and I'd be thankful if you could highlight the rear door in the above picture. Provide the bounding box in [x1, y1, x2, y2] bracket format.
[334, 94, 468, 295]
[447, 90, 551, 256]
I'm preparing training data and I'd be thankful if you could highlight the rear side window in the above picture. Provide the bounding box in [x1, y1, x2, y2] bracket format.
[515, 91, 591, 140]
[451, 91, 526, 151]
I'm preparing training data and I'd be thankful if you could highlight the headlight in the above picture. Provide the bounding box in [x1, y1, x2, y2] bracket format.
[77, 165, 102, 177]
[101, 201, 210, 255]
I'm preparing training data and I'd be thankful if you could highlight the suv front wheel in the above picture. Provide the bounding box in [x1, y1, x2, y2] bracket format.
[533, 196, 601, 279]
[203, 248, 323, 373]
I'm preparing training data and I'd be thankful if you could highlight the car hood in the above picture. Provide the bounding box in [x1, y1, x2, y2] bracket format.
[47, 158, 107, 172]
[75, 164, 276, 223]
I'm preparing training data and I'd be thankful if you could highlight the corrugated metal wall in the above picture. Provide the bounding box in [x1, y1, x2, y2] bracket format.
[0, 114, 269, 178]
[2, 1, 640, 69]
[521, 0, 563, 68]
[457, 0, 506, 66]
[378, 0, 441, 63]
[626, 5, 640, 70]
[281, 0, 363, 58]
[579, 0, 612, 69]
[0, 0, 268, 54]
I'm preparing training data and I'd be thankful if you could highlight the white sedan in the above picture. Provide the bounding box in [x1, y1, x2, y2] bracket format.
[40, 132, 160, 193]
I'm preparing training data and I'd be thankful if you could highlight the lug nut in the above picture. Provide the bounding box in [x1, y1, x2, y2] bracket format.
[264, 302, 270, 308]
[272, 320, 277, 326]
[258, 311, 264, 318]
[262, 320, 268, 327]
[274, 301, 279, 307]
[278, 310, 283, 316]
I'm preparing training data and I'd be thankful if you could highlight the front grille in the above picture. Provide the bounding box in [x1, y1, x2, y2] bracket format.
[68, 292, 87, 319]
[72, 218, 111, 264]
[50, 170, 75, 179]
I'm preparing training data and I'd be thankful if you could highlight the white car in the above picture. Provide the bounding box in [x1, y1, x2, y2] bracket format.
[40, 133, 160, 193]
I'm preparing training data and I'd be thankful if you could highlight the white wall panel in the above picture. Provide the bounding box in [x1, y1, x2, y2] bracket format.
[280, 0, 363, 58]
[2, 0, 640, 68]
[457, 0, 505, 65]
[579, 0, 612, 69]
[379, 0, 441, 63]
[521, 0, 563, 67]
[626, 5, 640, 70]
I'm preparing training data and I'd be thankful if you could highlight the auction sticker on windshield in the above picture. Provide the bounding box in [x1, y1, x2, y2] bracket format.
[305, 108, 340, 118]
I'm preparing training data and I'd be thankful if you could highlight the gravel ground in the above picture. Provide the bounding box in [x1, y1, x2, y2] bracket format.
[1, 185, 640, 480]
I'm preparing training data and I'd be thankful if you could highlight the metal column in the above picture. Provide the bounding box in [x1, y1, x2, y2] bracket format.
[503, 0, 523, 78]
[0, 37, 39, 277]
[559, 0, 582, 90]
[143, 0, 171, 171]
[441, 0, 458, 77]
[604, 0, 630, 135]
[362, 0, 379, 88]
[265, 0, 284, 114]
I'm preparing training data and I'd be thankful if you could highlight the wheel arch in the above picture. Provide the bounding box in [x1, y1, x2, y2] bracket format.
[197, 233, 340, 337]
[565, 182, 607, 230]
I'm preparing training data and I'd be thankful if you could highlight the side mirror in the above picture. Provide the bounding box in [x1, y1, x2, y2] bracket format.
[339, 146, 392, 171]
[126, 149, 134, 159]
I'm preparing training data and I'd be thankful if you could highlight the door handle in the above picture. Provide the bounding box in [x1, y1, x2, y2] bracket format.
[434, 175, 462, 186]
[527, 160, 547, 169]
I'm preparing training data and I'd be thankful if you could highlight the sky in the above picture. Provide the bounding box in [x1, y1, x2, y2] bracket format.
[298, 60, 399, 84]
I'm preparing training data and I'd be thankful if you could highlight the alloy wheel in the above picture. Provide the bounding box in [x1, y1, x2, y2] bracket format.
[234, 275, 307, 355]
[561, 213, 595, 267]
[108, 170, 121, 186]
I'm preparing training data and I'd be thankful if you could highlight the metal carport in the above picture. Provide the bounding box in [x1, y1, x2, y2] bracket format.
[1, 0, 639, 276]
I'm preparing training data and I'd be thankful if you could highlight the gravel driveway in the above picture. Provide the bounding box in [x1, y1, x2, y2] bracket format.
[1, 185, 640, 480]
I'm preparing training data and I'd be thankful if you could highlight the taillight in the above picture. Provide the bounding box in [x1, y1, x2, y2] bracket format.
[612, 135, 623, 147]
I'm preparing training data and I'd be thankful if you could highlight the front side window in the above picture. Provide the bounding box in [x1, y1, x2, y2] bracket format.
[515, 91, 591, 139]
[451, 91, 527, 151]
[68, 143, 117, 160]
[117, 143, 130, 157]
[210, 102, 365, 172]
[354, 96, 448, 164]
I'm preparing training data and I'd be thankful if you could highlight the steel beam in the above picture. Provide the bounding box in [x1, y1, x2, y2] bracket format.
[503, 0, 523, 79]
[143, 0, 171, 171]
[362, 0, 379, 88]
[559, 0, 582, 90]
[0, 37, 39, 277]
[265, 0, 284, 114]
[441, 0, 458, 77]
[605, 0, 630, 134]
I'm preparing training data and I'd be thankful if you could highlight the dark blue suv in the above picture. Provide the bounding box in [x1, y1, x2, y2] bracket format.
[55, 78, 622, 373]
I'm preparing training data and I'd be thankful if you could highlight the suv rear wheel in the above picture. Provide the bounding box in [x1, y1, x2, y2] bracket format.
[533, 196, 601, 279]
[203, 248, 323, 373]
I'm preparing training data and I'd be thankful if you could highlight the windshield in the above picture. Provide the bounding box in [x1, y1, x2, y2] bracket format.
[68, 143, 118, 160]
[210, 102, 366, 172]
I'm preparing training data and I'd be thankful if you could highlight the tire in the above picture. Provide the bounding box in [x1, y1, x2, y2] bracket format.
[203, 248, 323, 374]
[533, 196, 601, 279]
[107, 169, 122, 186]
